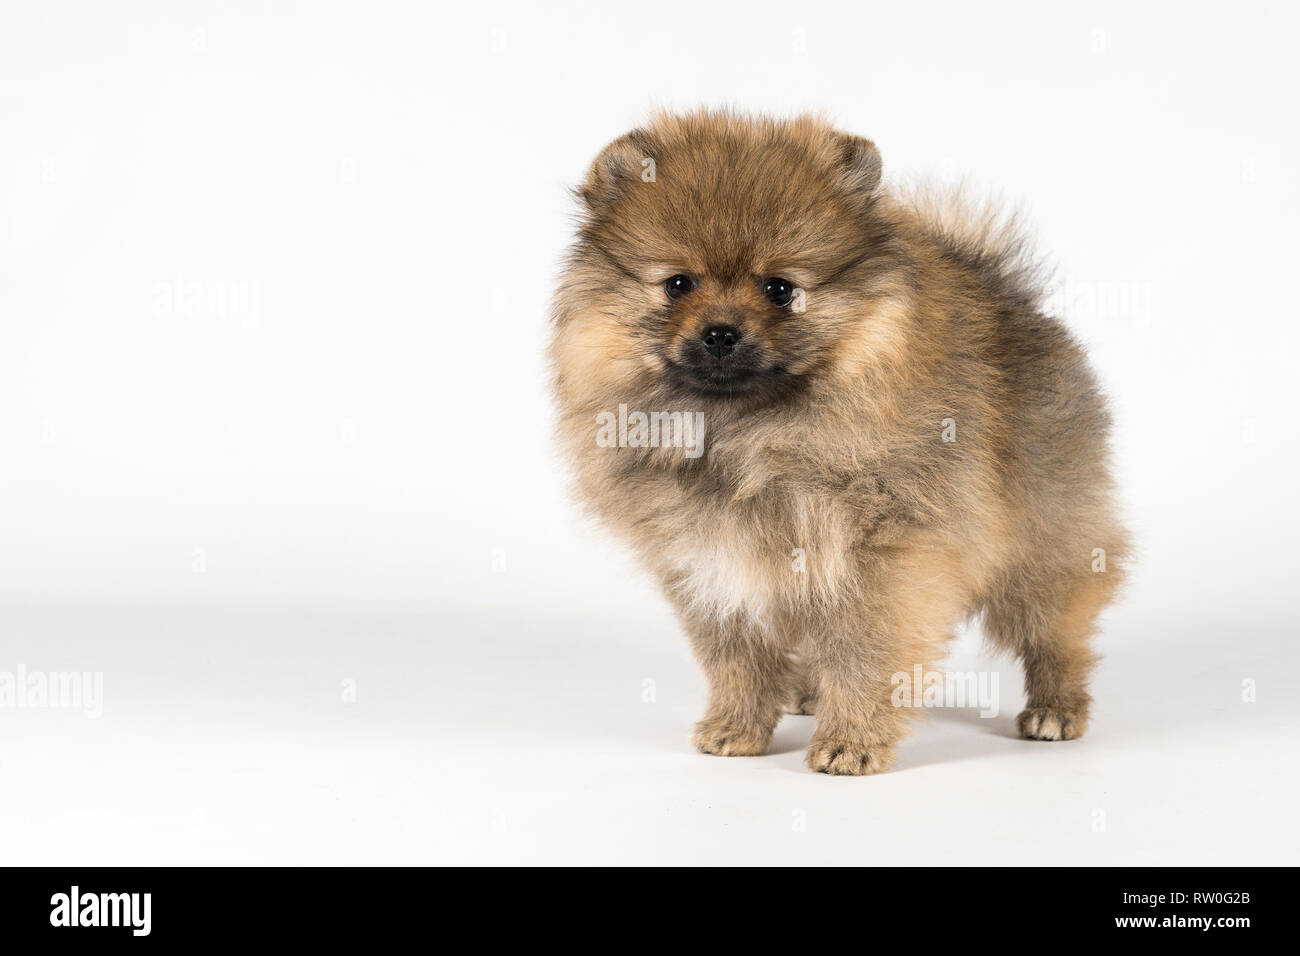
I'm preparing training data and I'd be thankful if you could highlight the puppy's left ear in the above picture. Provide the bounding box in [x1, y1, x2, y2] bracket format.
[833, 132, 883, 197]
[580, 130, 652, 214]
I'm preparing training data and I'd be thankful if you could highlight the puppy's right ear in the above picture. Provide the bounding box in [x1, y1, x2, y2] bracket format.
[832, 132, 883, 198]
[579, 131, 652, 213]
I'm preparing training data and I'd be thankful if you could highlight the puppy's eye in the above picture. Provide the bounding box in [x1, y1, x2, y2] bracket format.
[665, 274, 696, 300]
[763, 277, 795, 307]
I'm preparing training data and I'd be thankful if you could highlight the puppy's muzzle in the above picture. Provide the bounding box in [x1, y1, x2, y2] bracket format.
[701, 324, 740, 359]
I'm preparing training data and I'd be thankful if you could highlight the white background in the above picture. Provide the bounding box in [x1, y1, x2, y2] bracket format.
[2, 1, 1297, 864]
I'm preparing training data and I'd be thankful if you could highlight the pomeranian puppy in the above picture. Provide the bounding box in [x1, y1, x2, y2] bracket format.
[549, 110, 1128, 774]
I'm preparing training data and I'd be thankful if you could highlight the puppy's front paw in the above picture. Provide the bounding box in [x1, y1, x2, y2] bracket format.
[691, 719, 771, 757]
[805, 738, 894, 776]
[1017, 706, 1088, 741]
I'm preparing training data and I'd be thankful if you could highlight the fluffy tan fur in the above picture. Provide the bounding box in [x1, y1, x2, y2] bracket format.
[550, 110, 1129, 774]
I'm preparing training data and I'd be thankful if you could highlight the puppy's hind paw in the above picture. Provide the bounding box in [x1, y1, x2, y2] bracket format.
[691, 719, 771, 757]
[1017, 706, 1088, 741]
[805, 739, 894, 776]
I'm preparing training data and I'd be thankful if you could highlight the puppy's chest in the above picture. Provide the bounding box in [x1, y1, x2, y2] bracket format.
[659, 488, 859, 623]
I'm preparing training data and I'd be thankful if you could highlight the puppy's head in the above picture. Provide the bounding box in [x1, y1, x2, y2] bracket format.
[557, 111, 900, 407]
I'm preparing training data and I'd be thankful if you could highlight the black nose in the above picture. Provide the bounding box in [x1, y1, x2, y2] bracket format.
[701, 324, 740, 359]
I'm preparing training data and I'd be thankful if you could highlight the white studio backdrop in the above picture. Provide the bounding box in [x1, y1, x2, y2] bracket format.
[2, 1, 1296, 623]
